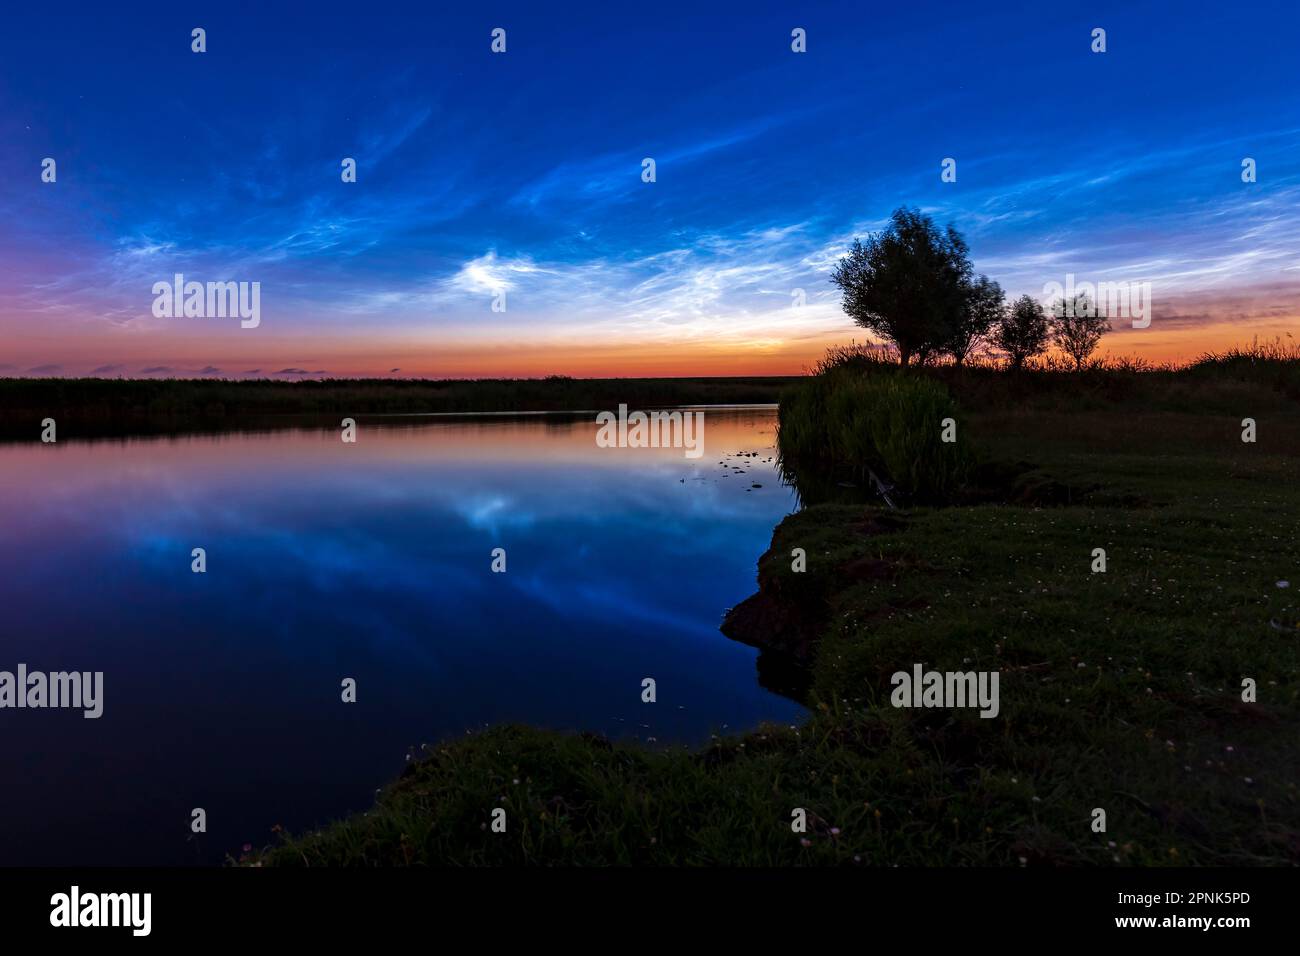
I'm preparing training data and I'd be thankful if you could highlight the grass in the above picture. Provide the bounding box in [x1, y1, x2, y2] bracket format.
[253, 351, 1300, 867]
[777, 365, 971, 503]
[806, 337, 1300, 415]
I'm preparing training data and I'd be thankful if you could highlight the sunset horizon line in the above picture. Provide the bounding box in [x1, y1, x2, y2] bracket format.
[4, 330, 1295, 383]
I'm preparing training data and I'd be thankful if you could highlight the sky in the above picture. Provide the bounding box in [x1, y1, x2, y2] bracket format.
[1, 0, 1297, 379]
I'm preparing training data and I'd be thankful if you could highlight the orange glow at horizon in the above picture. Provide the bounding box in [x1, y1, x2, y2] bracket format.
[2, 285, 1296, 379]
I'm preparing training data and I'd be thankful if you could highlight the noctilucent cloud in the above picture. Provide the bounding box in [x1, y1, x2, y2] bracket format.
[1, 0, 1296, 378]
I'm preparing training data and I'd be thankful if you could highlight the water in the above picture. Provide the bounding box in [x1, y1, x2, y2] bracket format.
[0, 406, 804, 865]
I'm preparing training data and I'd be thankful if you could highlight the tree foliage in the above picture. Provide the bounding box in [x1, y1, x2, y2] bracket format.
[946, 275, 1005, 365]
[1050, 293, 1111, 368]
[995, 295, 1051, 369]
[830, 208, 975, 366]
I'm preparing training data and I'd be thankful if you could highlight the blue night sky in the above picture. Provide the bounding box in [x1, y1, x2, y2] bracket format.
[1, 0, 1296, 377]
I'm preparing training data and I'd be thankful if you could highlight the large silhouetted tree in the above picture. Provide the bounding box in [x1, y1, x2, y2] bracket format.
[830, 207, 973, 366]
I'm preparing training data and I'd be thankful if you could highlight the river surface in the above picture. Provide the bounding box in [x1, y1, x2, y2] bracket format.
[0, 406, 804, 864]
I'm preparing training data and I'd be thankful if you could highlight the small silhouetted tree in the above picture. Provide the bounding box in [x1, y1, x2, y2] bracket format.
[995, 295, 1050, 369]
[830, 207, 973, 366]
[1050, 293, 1111, 369]
[945, 275, 1005, 366]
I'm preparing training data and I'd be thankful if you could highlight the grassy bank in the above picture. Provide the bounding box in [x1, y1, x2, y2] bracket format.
[253, 354, 1299, 866]
[0, 375, 796, 440]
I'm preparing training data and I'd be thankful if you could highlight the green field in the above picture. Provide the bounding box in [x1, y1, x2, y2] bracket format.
[253, 350, 1300, 866]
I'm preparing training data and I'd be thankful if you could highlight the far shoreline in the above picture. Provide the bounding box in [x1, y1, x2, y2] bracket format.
[4, 341, 1294, 440]
[0, 375, 799, 441]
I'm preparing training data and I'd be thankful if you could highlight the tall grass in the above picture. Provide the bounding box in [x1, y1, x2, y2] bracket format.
[806, 342, 899, 376]
[778, 363, 971, 503]
[1191, 335, 1300, 367]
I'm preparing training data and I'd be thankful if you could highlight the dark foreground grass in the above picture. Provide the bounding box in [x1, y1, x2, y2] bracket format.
[257, 373, 1300, 866]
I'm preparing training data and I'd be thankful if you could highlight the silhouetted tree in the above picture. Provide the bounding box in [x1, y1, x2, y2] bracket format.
[1050, 293, 1111, 369]
[945, 275, 1005, 365]
[830, 207, 973, 366]
[995, 295, 1050, 369]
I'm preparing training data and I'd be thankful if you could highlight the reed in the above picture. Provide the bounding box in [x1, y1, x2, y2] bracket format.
[777, 363, 971, 503]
